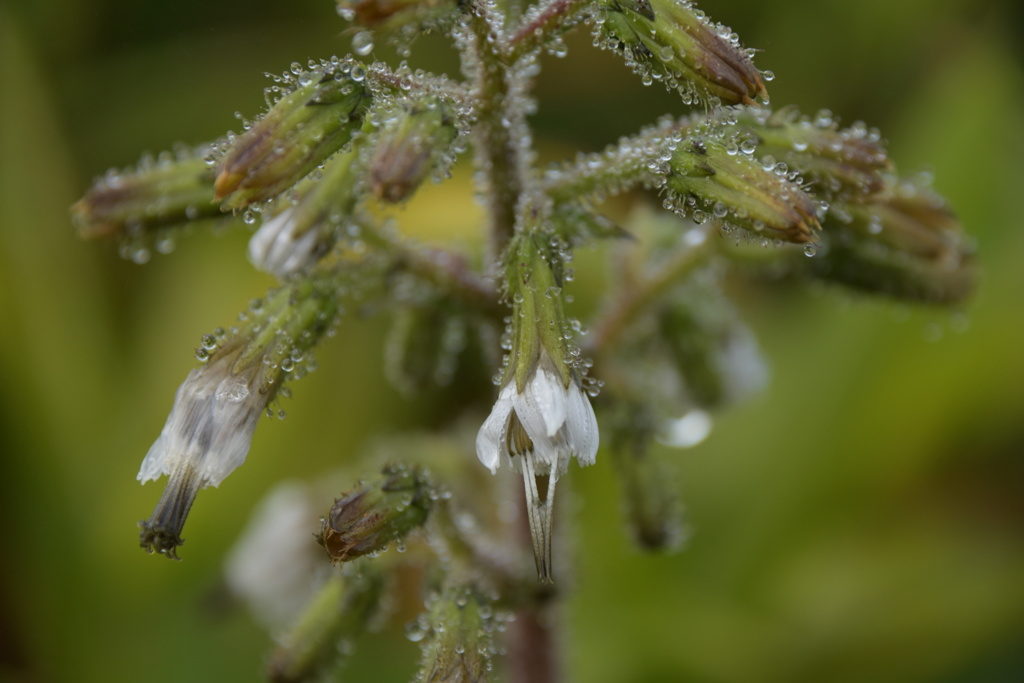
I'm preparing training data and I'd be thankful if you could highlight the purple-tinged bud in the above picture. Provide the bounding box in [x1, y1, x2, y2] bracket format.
[71, 147, 221, 240]
[215, 61, 370, 209]
[368, 99, 460, 204]
[804, 183, 975, 304]
[666, 137, 821, 243]
[734, 106, 892, 201]
[596, 0, 766, 106]
[317, 464, 433, 562]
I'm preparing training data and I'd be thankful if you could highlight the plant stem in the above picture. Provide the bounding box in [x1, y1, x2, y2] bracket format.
[508, 0, 591, 62]
[508, 477, 560, 683]
[584, 223, 715, 356]
[467, 5, 522, 262]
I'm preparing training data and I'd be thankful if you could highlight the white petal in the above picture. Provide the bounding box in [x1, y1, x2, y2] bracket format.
[248, 209, 321, 279]
[511, 371, 566, 459]
[531, 368, 568, 438]
[137, 360, 267, 488]
[475, 388, 514, 474]
[566, 383, 599, 467]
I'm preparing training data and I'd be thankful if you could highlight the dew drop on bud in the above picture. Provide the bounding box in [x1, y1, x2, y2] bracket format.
[804, 244, 817, 257]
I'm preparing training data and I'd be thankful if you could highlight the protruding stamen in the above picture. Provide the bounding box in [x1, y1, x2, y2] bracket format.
[521, 447, 557, 583]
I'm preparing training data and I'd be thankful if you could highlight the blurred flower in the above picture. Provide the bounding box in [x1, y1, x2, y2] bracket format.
[225, 481, 329, 630]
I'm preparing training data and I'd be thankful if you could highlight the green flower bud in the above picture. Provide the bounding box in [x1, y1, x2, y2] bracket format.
[317, 463, 433, 562]
[369, 99, 459, 203]
[596, 0, 766, 106]
[608, 402, 686, 551]
[215, 62, 370, 209]
[666, 137, 821, 243]
[71, 146, 221, 240]
[267, 566, 384, 683]
[804, 186, 975, 304]
[733, 106, 892, 201]
[384, 303, 466, 395]
[416, 585, 494, 683]
[658, 283, 766, 410]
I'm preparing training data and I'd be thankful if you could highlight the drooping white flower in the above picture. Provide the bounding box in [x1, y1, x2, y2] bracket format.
[138, 280, 340, 559]
[137, 345, 273, 559]
[476, 356, 599, 582]
[247, 208, 324, 278]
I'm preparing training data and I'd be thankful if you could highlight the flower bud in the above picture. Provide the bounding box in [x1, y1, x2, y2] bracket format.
[248, 144, 366, 278]
[608, 403, 686, 552]
[267, 566, 384, 683]
[71, 148, 220, 240]
[734, 106, 892, 201]
[215, 62, 370, 209]
[658, 284, 767, 410]
[138, 278, 341, 559]
[666, 137, 821, 243]
[384, 304, 466, 395]
[803, 186, 975, 304]
[596, 0, 766, 106]
[369, 99, 459, 203]
[416, 585, 494, 683]
[317, 464, 433, 562]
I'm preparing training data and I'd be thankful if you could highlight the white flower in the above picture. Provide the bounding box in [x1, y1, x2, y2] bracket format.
[138, 349, 271, 558]
[138, 357, 267, 488]
[475, 362, 599, 581]
[225, 481, 330, 630]
[247, 208, 323, 278]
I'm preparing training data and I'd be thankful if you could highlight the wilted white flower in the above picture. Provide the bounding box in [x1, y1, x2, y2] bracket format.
[476, 355, 599, 582]
[137, 344, 274, 559]
[137, 280, 340, 559]
[248, 208, 324, 278]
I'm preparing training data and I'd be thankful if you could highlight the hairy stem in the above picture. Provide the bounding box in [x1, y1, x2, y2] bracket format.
[508, 476, 559, 683]
[508, 0, 592, 62]
[467, 5, 523, 261]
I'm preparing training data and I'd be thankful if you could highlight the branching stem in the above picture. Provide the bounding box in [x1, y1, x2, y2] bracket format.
[585, 223, 715, 356]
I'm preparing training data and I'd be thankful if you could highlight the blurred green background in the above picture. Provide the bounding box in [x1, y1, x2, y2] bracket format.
[1, 0, 1024, 681]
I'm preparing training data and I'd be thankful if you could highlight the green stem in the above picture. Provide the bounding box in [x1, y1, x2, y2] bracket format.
[467, 6, 522, 261]
[584, 223, 715, 356]
[508, 0, 592, 63]
[543, 118, 694, 203]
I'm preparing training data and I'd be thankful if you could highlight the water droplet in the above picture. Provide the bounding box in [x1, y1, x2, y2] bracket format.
[804, 244, 817, 257]
[352, 31, 374, 56]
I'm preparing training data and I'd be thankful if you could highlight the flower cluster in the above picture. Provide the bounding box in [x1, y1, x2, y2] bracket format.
[71, 0, 975, 679]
